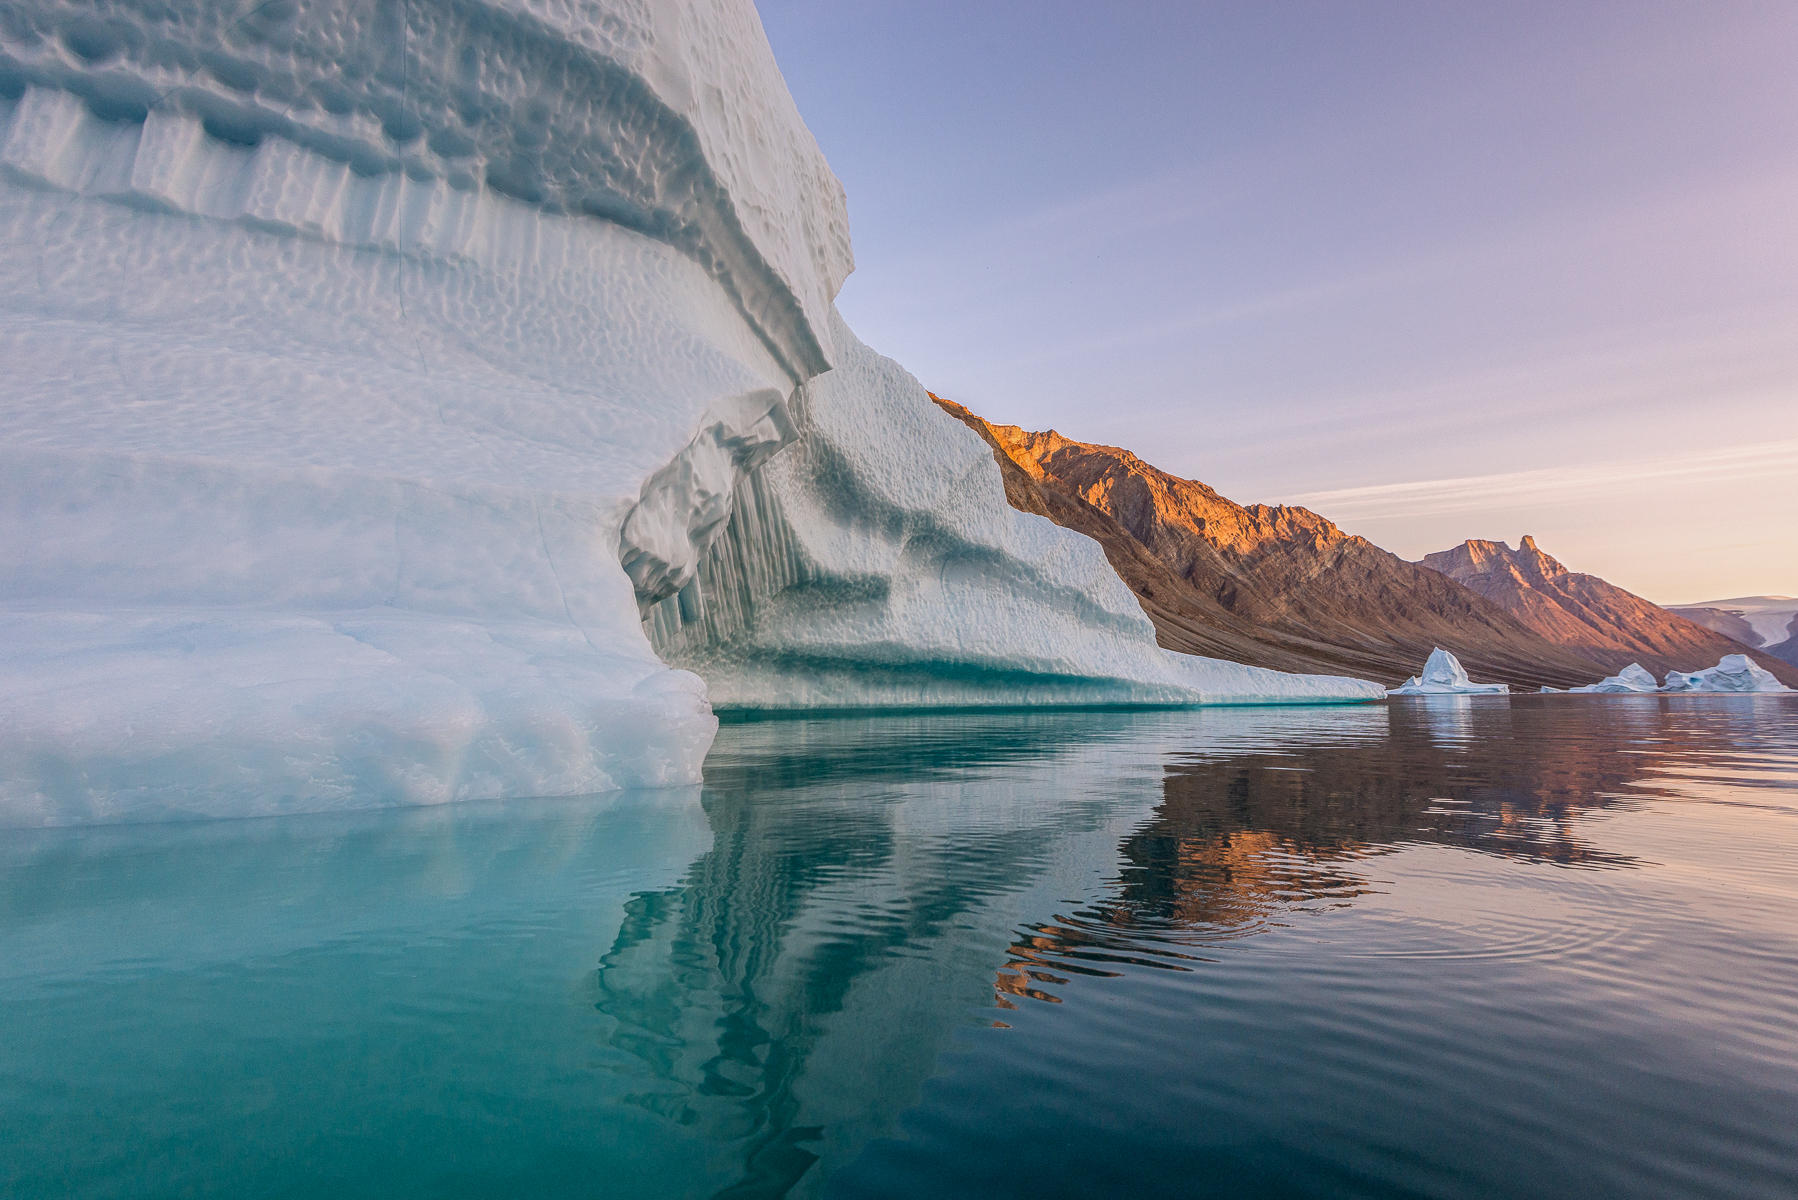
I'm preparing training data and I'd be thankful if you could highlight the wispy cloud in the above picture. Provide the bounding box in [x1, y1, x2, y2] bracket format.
[1282, 439, 1798, 521]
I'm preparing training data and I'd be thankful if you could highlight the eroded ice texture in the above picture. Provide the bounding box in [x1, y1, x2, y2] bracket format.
[641, 313, 1382, 710]
[0, 0, 1377, 824]
[1661, 655, 1791, 694]
[1387, 649, 1509, 696]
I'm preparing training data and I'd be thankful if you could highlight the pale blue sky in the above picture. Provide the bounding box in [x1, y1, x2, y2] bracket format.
[757, 1, 1798, 603]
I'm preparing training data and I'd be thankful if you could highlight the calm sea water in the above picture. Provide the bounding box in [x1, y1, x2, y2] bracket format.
[3, 696, 1797, 1199]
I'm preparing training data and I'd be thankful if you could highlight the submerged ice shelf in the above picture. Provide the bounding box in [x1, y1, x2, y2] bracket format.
[0, 0, 1379, 824]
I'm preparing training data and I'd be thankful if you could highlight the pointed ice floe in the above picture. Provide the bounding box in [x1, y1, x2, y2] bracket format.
[1570, 663, 1660, 694]
[1387, 648, 1509, 696]
[1660, 655, 1791, 694]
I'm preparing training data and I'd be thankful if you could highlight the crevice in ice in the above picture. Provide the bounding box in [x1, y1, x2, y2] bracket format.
[641, 464, 814, 660]
[619, 386, 797, 611]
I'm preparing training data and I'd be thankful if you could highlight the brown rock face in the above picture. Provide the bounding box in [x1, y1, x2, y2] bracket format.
[932, 396, 1618, 689]
[1420, 539, 1798, 685]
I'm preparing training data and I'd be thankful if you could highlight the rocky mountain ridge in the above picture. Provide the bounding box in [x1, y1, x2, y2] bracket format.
[1420, 539, 1795, 683]
[934, 397, 1615, 688]
[934, 396, 1796, 689]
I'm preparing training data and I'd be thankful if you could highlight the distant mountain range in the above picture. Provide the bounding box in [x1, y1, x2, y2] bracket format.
[1667, 597, 1798, 667]
[1419, 539, 1793, 682]
[935, 396, 1798, 689]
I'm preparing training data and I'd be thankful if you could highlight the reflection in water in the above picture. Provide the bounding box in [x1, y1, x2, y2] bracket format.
[592, 712, 1172, 1197]
[590, 698, 1797, 1198]
[998, 699, 1659, 1005]
[4, 698, 1797, 1200]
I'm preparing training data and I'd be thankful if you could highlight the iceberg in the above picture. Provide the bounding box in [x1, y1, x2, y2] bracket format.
[0, 0, 1377, 823]
[1569, 663, 1661, 694]
[1660, 655, 1791, 694]
[1387, 649, 1509, 696]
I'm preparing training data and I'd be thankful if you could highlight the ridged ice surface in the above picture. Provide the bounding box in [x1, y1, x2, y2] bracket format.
[0, 0, 1377, 824]
[0, 0, 850, 375]
[1662, 654, 1790, 694]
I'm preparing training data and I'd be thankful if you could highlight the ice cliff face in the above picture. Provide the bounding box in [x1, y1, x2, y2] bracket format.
[0, 0, 1376, 823]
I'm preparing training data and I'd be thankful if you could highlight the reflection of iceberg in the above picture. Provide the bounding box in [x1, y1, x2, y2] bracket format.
[1387, 649, 1509, 696]
[0, 0, 1377, 824]
[1411, 690, 1480, 745]
[1662, 655, 1791, 694]
[1570, 664, 1660, 694]
[596, 713, 1188, 1197]
[5, 703, 1710, 1198]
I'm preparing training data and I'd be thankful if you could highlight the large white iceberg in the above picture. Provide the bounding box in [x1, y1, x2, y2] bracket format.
[1569, 663, 1661, 694]
[1387, 649, 1509, 696]
[0, 0, 1377, 823]
[1661, 655, 1791, 694]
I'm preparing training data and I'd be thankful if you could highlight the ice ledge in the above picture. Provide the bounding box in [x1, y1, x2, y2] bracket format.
[643, 314, 1388, 710]
[0, 608, 717, 827]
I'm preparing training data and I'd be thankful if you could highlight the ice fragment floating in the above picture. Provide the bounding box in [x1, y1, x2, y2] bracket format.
[1387, 649, 1509, 696]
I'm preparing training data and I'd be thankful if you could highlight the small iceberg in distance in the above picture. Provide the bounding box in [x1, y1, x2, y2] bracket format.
[1570, 664, 1661, 694]
[1661, 654, 1792, 694]
[1388, 649, 1509, 696]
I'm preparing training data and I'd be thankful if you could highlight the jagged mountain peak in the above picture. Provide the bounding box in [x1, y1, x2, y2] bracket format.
[1432, 535, 1566, 579]
[1422, 537, 1796, 685]
[933, 396, 1350, 561]
[932, 395, 1798, 690]
[933, 395, 1621, 689]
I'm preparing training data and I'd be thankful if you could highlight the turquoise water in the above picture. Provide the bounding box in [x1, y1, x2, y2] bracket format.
[4, 696, 1798, 1198]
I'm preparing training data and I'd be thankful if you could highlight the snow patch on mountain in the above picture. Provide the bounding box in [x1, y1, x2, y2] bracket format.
[1667, 597, 1798, 652]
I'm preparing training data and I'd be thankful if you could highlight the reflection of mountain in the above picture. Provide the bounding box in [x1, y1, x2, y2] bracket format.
[994, 701, 1661, 1007]
[588, 702, 1755, 1195]
[13, 704, 1791, 1198]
